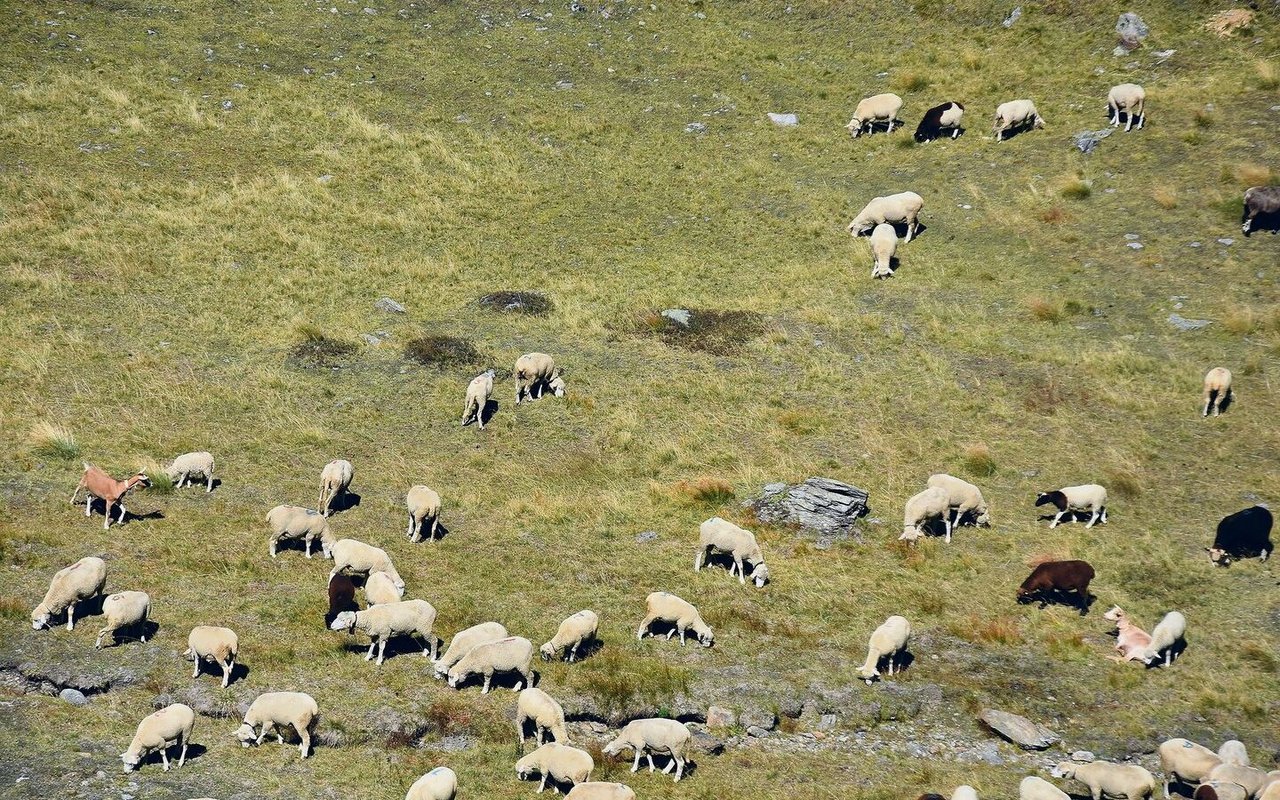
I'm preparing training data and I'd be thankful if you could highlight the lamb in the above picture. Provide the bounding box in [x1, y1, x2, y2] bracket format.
[953, 787, 979, 800]
[1216, 741, 1249, 767]
[636, 591, 713, 647]
[406, 484, 442, 542]
[329, 599, 438, 665]
[564, 783, 636, 800]
[31, 555, 107, 631]
[318, 458, 354, 516]
[900, 486, 953, 543]
[1016, 560, 1095, 615]
[328, 538, 405, 593]
[406, 767, 458, 800]
[326, 573, 358, 626]
[927, 473, 992, 528]
[462, 369, 495, 428]
[1052, 760, 1157, 800]
[1205, 765, 1269, 797]
[1202, 367, 1233, 417]
[869, 223, 898, 278]
[1035, 484, 1108, 528]
[515, 353, 566, 404]
[847, 191, 925, 242]
[914, 101, 966, 141]
[695, 516, 769, 587]
[70, 462, 150, 529]
[1207, 506, 1273, 566]
[433, 621, 509, 678]
[234, 691, 319, 759]
[94, 590, 150, 649]
[856, 615, 911, 683]
[447, 635, 535, 693]
[1107, 84, 1146, 131]
[1020, 776, 1071, 800]
[845, 92, 904, 137]
[121, 703, 195, 773]
[1242, 185, 1280, 236]
[516, 687, 568, 746]
[1132, 611, 1186, 667]
[516, 742, 594, 794]
[993, 99, 1045, 141]
[166, 451, 215, 492]
[602, 718, 692, 783]
[1157, 737, 1221, 797]
[266, 504, 335, 559]
[365, 571, 403, 605]
[183, 625, 238, 688]
[1102, 606, 1153, 662]
[541, 610, 599, 662]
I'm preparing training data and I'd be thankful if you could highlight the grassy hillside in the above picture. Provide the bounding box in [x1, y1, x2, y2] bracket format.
[1, 0, 1277, 798]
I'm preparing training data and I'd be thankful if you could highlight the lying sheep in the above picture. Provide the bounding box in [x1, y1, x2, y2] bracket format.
[329, 599, 438, 665]
[637, 591, 713, 647]
[695, 517, 769, 587]
[406, 767, 458, 800]
[915, 101, 965, 141]
[326, 573, 358, 626]
[541, 610, 599, 662]
[846, 92, 904, 137]
[365, 571, 402, 606]
[462, 369, 495, 429]
[1107, 84, 1146, 131]
[1134, 611, 1186, 667]
[1208, 506, 1273, 566]
[516, 742, 594, 794]
[31, 555, 107, 632]
[266, 504, 334, 559]
[433, 621, 509, 678]
[1021, 776, 1071, 800]
[857, 615, 911, 683]
[603, 718, 692, 783]
[95, 591, 150, 649]
[447, 635, 535, 693]
[1158, 738, 1221, 797]
[1260, 778, 1280, 800]
[234, 691, 319, 759]
[515, 353, 566, 404]
[869, 223, 898, 278]
[901, 486, 953, 543]
[121, 703, 195, 773]
[318, 458, 354, 516]
[166, 451, 215, 492]
[328, 539, 405, 593]
[848, 191, 925, 243]
[564, 783, 636, 800]
[927, 473, 992, 528]
[1202, 367, 1233, 417]
[406, 484, 442, 542]
[1016, 560, 1095, 615]
[1242, 185, 1280, 236]
[1205, 764, 1269, 797]
[1035, 484, 1108, 528]
[993, 99, 1045, 141]
[1216, 741, 1249, 768]
[1195, 782, 1248, 800]
[517, 687, 568, 746]
[1052, 760, 1156, 800]
[1102, 606, 1152, 662]
[184, 625, 238, 688]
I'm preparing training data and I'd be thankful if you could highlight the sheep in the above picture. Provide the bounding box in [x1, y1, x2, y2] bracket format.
[329, 599, 438, 665]
[266, 504, 335, 559]
[406, 767, 458, 800]
[1207, 506, 1273, 566]
[462, 369, 495, 428]
[1195, 783, 1248, 800]
[856, 615, 911, 684]
[121, 703, 195, 773]
[31, 555, 107, 631]
[848, 191, 925, 243]
[1260, 779, 1280, 800]
[184, 625, 238, 688]
[695, 516, 769, 587]
[433, 621, 509, 678]
[318, 458, 354, 516]
[1216, 741, 1249, 768]
[953, 787, 979, 800]
[516, 742, 594, 794]
[564, 783, 636, 800]
[845, 92, 904, 137]
[94, 590, 150, 649]
[1158, 738, 1221, 797]
[1102, 606, 1153, 662]
[540, 610, 599, 662]
[406, 484, 442, 542]
[1052, 760, 1157, 800]
[447, 635, 535, 693]
[326, 572, 358, 626]
[1107, 84, 1146, 131]
[70, 462, 150, 529]
[515, 353, 566, 404]
[1242, 185, 1280, 236]
[603, 718, 692, 783]
[516, 687, 568, 746]
[636, 591, 713, 647]
[1021, 776, 1071, 800]
[166, 451, 215, 492]
[1035, 484, 1108, 528]
[328, 538, 405, 593]
[993, 99, 1045, 141]
[1205, 765, 1269, 797]
[365, 571, 403, 605]
[234, 691, 319, 759]
[900, 486, 953, 543]
[869, 223, 897, 278]
[1202, 368, 1233, 417]
[1131, 611, 1186, 667]
[927, 473, 992, 528]
[1016, 560, 1095, 615]
[914, 101, 966, 141]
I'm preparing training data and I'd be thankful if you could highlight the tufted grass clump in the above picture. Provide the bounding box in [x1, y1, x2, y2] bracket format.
[403, 335, 484, 369]
[289, 325, 356, 369]
[29, 422, 80, 460]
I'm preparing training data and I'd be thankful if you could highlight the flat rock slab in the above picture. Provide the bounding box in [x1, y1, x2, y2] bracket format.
[749, 477, 870, 535]
[980, 708, 1059, 749]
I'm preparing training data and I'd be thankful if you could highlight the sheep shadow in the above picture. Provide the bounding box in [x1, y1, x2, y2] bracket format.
[856, 119, 902, 136]
[81, 498, 164, 526]
[448, 667, 540, 692]
[854, 222, 927, 242]
[134, 742, 207, 771]
[192, 660, 251, 685]
[1143, 637, 1188, 669]
[995, 123, 1038, 142]
[914, 126, 966, 143]
[327, 491, 361, 515]
[1021, 588, 1094, 616]
[1206, 390, 1234, 415]
[546, 636, 603, 663]
[639, 620, 710, 646]
[1242, 209, 1280, 236]
[101, 618, 160, 647]
[1035, 511, 1100, 525]
[274, 537, 325, 559]
[607, 753, 697, 779]
[339, 635, 440, 664]
[869, 648, 915, 678]
[409, 519, 452, 543]
[172, 477, 222, 492]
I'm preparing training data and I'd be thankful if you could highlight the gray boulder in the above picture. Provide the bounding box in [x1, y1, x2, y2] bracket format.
[374, 297, 406, 313]
[748, 477, 870, 535]
[979, 708, 1059, 750]
[59, 688, 88, 706]
[1073, 128, 1113, 154]
[1116, 12, 1149, 50]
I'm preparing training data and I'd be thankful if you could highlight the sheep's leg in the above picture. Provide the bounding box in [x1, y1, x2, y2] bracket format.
[365, 639, 377, 661]
[646, 752, 656, 773]
[117, 502, 127, 523]
[407, 514, 416, 540]
[477, 407, 485, 430]
[429, 517, 438, 541]
[943, 516, 953, 544]
[222, 659, 232, 687]
[192, 658, 201, 679]
[206, 473, 213, 493]
[66, 602, 76, 631]
[1050, 510, 1066, 528]
[1203, 395, 1212, 417]
[178, 736, 187, 768]
[376, 639, 387, 665]
[568, 642, 579, 662]
[1100, 507, 1107, 524]
[675, 755, 685, 781]
[538, 774, 548, 793]
[1163, 781, 1170, 799]
[734, 556, 746, 584]
[70, 482, 82, 505]
[275, 724, 284, 744]
[631, 751, 642, 772]
[1086, 509, 1101, 528]
[430, 636, 439, 660]
[160, 747, 171, 771]
[256, 726, 268, 745]
[298, 723, 310, 758]
[662, 758, 674, 774]
[536, 727, 544, 746]
[482, 672, 492, 694]
[1124, 112, 1133, 132]
[694, 548, 704, 572]
[637, 615, 656, 640]
[951, 127, 960, 139]
[304, 535, 313, 559]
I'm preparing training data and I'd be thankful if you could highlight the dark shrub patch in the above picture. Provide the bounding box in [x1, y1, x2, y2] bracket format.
[640, 308, 767, 355]
[477, 291, 555, 316]
[404, 335, 483, 369]
[289, 328, 356, 368]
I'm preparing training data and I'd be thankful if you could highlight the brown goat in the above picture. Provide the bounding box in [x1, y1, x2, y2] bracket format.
[1016, 559, 1095, 615]
[70, 463, 150, 529]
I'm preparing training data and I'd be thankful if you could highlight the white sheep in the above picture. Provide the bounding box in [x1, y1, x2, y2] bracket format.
[1035, 484, 1108, 528]
[462, 369, 495, 428]
[564, 783, 636, 800]
[517, 687, 568, 746]
[166, 451, 215, 492]
[447, 635, 535, 693]
[1197, 781, 1249, 800]
[1216, 740, 1249, 767]
[1260, 777, 1280, 800]
[541, 610, 599, 662]
[516, 742, 594, 794]
[869, 223, 898, 278]
[328, 538, 405, 593]
[1021, 776, 1071, 800]
[234, 691, 319, 759]
[1158, 738, 1221, 797]
[329, 599, 438, 665]
[695, 516, 769, 587]
[637, 591, 713, 647]
[318, 458, 354, 516]
[406, 484, 442, 542]
[848, 191, 925, 242]
[900, 486, 952, 543]
[953, 786, 979, 800]
[406, 767, 458, 800]
[184, 625, 238, 688]
[365, 571, 403, 606]
[515, 352, 566, 404]
[265, 504, 334, 559]
[1052, 760, 1157, 800]
[993, 99, 1045, 141]
[927, 473, 992, 528]
[31, 555, 107, 631]
[1202, 368, 1232, 417]
[845, 92, 904, 137]
[602, 718, 692, 783]
[1107, 83, 1146, 132]
[95, 590, 150, 649]
[1205, 765, 1269, 797]
[433, 621, 510, 678]
[857, 615, 911, 683]
[121, 703, 195, 773]
[1133, 611, 1186, 667]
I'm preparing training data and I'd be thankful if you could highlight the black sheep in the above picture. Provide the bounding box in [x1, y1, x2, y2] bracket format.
[1208, 506, 1273, 566]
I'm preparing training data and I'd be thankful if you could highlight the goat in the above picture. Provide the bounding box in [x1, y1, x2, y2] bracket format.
[70, 463, 150, 529]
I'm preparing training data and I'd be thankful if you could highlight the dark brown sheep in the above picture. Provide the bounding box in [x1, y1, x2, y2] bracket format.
[325, 573, 358, 627]
[1016, 559, 1095, 615]
[1242, 186, 1280, 236]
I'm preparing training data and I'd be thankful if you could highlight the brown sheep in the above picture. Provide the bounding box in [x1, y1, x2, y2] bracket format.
[325, 573, 358, 627]
[1016, 560, 1095, 615]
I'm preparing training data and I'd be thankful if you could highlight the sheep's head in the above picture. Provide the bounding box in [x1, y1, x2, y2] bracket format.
[132, 472, 152, 489]
[430, 659, 448, 678]
[446, 666, 463, 688]
[750, 562, 770, 588]
[1035, 491, 1066, 510]
[1015, 587, 1033, 603]
[515, 753, 538, 779]
[857, 664, 880, 684]
[329, 611, 356, 632]
[693, 622, 715, 648]
[1206, 547, 1230, 566]
[548, 372, 566, 397]
[30, 604, 51, 630]
[845, 117, 863, 137]
[975, 508, 992, 526]
[120, 749, 142, 772]
[1051, 763, 1076, 779]
[233, 723, 258, 747]
[1034, 115, 1046, 129]
[539, 641, 557, 661]
[899, 528, 922, 542]
[602, 737, 625, 756]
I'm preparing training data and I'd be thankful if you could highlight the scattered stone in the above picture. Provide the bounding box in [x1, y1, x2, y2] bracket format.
[1127, 242, 1143, 250]
[706, 706, 737, 728]
[684, 122, 707, 134]
[1073, 750, 1097, 762]
[689, 729, 725, 754]
[818, 714, 837, 730]
[374, 297, 406, 314]
[359, 333, 381, 345]
[59, 688, 88, 706]
[1002, 6, 1022, 27]
[1168, 314, 1211, 332]
[1073, 128, 1113, 154]
[748, 477, 871, 536]
[1124, 233, 1140, 240]
[634, 531, 659, 544]
[317, 174, 335, 184]
[220, 99, 233, 111]
[1115, 12, 1149, 51]
[739, 708, 778, 731]
[424, 734, 475, 752]
[454, 113, 471, 123]
[661, 308, 692, 326]
[746, 725, 771, 738]
[554, 80, 574, 90]
[762, 482, 787, 496]
[1217, 238, 1234, 246]
[1189, 241, 1202, 248]
[477, 290, 555, 316]
[1154, 49, 1175, 59]
[767, 112, 798, 126]
[979, 708, 1059, 750]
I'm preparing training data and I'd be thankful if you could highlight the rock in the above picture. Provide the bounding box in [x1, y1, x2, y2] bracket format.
[661, 308, 692, 326]
[767, 112, 798, 126]
[739, 708, 778, 731]
[1073, 128, 1113, 154]
[317, 174, 335, 184]
[59, 688, 88, 706]
[746, 725, 771, 738]
[979, 708, 1059, 750]
[1168, 314, 1211, 332]
[761, 482, 787, 496]
[1124, 233, 1140, 240]
[818, 714, 837, 730]
[1127, 242, 1143, 250]
[554, 80, 575, 90]
[1073, 750, 1097, 762]
[706, 706, 737, 728]
[1217, 238, 1234, 246]
[1154, 49, 1175, 59]
[359, 333, 381, 345]
[748, 477, 870, 536]
[424, 734, 475, 752]
[634, 531, 659, 544]
[374, 297, 405, 313]
[1002, 6, 1022, 27]
[477, 291, 555, 316]
[690, 729, 725, 754]
[684, 122, 707, 134]
[1115, 12, 1148, 50]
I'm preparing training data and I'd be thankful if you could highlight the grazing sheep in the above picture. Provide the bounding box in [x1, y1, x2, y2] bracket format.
[31, 555, 107, 631]
[1216, 741, 1249, 768]
[869, 223, 898, 278]
[406, 767, 458, 800]
[857, 615, 911, 683]
[365, 571, 403, 606]
[848, 191, 925, 242]
[846, 92, 904, 137]
[900, 486, 953, 543]
[695, 517, 769, 587]
[565, 783, 636, 800]
[266, 504, 335, 559]
[637, 591, 713, 647]
[328, 538, 405, 592]
[406, 484, 442, 542]
[993, 99, 1045, 141]
[516, 742, 594, 794]
[1052, 760, 1157, 800]
[462, 369, 495, 428]
[1260, 778, 1280, 800]
[1021, 776, 1071, 800]
[1035, 484, 1108, 528]
[1107, 84, 1146, 131]
[1202, 367, 1233, 417]
[1016, 560, 1095, 615]
[234, 691, 319, 759]
[433, 621, 509, 678]
[602, 718, 692, 783]
[318, 458, 354, 516]
[166, 451, 215, 492]
[1196, 782, 1248, 800]
[121, 703, 195, 773]
[927, 473, 992, 528]
[1242, 185, 1280, 236]
[329, 599, 438, 665]
[71, 462, 150, 529]
[447, 636, 535, 693]
[914, 101, 966, 141]
[1205, 765, 1269, 797]
[1207, 506, 1273, 566]
[515, 353, 566, 404]
[184, 626, 238, 688]
[326, 573, 358, 626]
[953, 787, 979, 800]
[1102, 606, 1153, 662]
[1132, 611, 1186, 667]
[94, 591, 150, 649]
[1158, 738, 1221, 797]
[517, 687, 568, 746]
[541, 610, 599, 662]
